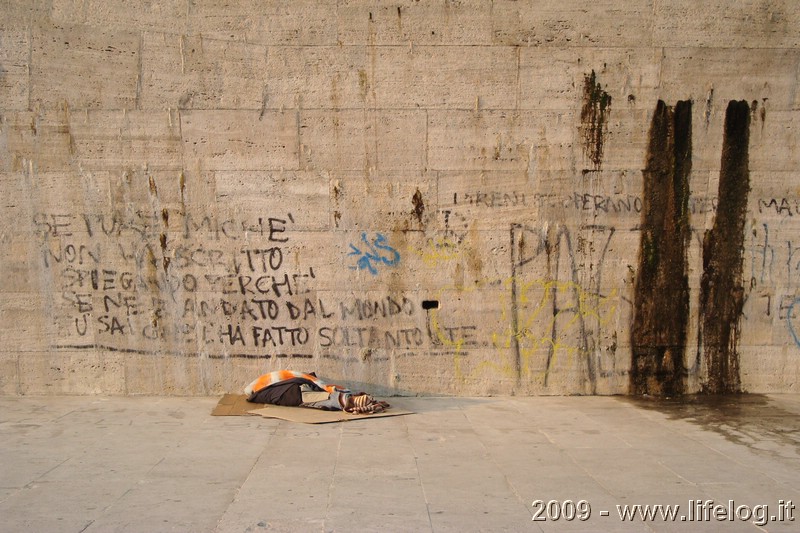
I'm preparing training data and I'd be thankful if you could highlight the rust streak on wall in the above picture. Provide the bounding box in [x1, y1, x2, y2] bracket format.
[699, 100, 751, 394]
[630, 100, 693, 396]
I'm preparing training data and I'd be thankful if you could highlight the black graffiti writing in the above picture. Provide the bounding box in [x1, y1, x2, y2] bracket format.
[42, 241, 101, 268]
[205, 271, 314, 297]
[35, 211, 295, 242]
[172, 245, 230, 269]
[102, 292, 139, 315]
[572, 193, 642, 214]
[318, 325, 424, 349]
[510, 222, 624, 392]
[689, 196, 718, 214]
[240, 247, 284, 272]
[338, 295, 415, 321]
[182, 213, 292, 241]
[758, 197, 800, 217]
[251, 325, 310, 347]
[569, 193, 717, 215]
[33, 213, 76, 238]
[98, 315, 133, 335]
[62, 291, 93, 313]
[81, 212, 162, 240]
[453, 191, 527, 208]
[59, 268, 200, 299]
[438, 325, 479, 346]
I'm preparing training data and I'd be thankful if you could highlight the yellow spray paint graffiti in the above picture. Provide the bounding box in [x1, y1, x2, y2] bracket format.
[506, 279, 621, 383]
[423, 221, 629, 393]
[411, 235, 464, 266]
[424, 276, 624, 389]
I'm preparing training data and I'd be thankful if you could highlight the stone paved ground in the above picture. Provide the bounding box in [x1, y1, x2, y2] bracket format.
[1, 394, 799, 532]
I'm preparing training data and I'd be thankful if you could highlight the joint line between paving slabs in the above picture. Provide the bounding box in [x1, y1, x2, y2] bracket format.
[214, 422, 279, 532]
[323, 424, 344, 529]
[461, 403, 535, 523]
[402, 415, 435, 532]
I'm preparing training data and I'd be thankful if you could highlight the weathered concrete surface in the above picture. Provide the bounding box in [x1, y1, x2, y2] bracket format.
[1, 1, 800, 395]
[0, 394, 799, 532]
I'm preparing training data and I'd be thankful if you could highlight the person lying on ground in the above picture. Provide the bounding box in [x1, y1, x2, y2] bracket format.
[244, 370, 390, 414]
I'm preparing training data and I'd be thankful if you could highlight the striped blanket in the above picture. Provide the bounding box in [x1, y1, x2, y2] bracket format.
[244, 370, 341, 396]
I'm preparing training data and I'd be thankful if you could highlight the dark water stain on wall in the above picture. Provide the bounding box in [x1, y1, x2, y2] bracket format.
[698, 100, 751, 394]
[159, 233, 170, 273]
[411, 188, 425, 225]
[630, 100, 693, 397]
[580, 70, 612, 171]
[179, 172, 187, 215]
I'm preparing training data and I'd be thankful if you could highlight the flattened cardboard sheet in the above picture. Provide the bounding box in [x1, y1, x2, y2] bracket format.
[248, 404, 413, 424]
[211, 394, 412, 424]
[211, 394, 261, 416]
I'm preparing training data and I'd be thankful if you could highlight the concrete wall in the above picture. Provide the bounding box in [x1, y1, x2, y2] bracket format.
[1, 0, 799, 396]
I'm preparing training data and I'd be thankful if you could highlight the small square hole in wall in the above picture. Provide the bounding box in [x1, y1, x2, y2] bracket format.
[422, 300, 439, 310]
